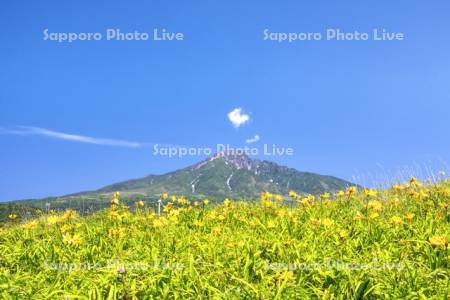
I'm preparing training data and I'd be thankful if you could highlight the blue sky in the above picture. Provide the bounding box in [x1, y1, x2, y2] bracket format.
[1, 1, 450, 201]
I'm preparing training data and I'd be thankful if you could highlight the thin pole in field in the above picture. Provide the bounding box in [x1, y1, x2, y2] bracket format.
[157, 198, 162, 216]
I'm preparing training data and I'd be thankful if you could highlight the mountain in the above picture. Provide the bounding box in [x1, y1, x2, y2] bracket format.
[1, 152, 355, 217]
[90, 152, 353, 200]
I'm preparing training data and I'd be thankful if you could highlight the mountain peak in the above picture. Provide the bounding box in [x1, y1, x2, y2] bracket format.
[194, 151, 257, 170]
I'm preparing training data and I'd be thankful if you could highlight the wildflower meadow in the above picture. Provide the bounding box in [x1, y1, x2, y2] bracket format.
[1, 178, 449, 299]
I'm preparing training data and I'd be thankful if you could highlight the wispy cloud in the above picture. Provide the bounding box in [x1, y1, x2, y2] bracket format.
[0, 126, 142, 148]
[228, 108, 250, 128]
[245, 134, 260, 144]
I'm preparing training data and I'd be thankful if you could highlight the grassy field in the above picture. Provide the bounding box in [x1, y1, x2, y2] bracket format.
[1, 178, 449, 299]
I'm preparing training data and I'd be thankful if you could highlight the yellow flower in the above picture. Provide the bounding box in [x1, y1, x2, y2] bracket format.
[161, 193, 169, 200]
[263, 199, 276, 209]
[321, 193, 330, 200]
[346, 186, 357, 195]
[440, 188, 450, 197]
[419, 190, 428, 198]
[354, 211, 365, 221]
[63, 209, 78, 220]
[135, 200, 145, 207]
[277, 209, 287, 217]
[177, 196, 188, 205]
[279, 271, 295, 282]
[63, 233, 83, 246]
[203, 199, 209, 205]
[261, 192, 273, 202]
[153, 218, 167, 228]
[21, 220, 38, 229]
[438, 202, 450, 209]
[169, 208, 180, 217]
[61, 224, 72, 233]
[364, 189, 378, 198]
[409, 177, 422, 187]
[46, 215, 61, 225]
[335, 190, 345, 197]
[367, 200, 383, 211]
[429, 236, 448, 248]
[8, 213, 17, 220]
[111, 192, 120, 206]
[368, 212, 379, 219]
[62, 233, 71, 244]
[169, 214, 179, 224]
[389, 216, 403, 225]
[163, 202, 174, 213]
[310, 218, 321, 226]
[72, 234, 83, 246]
[408, 190, 420, 198]
[297, 195, 314, 206]
[223, 199, 233, 208]
[389, 198, 400, 207]
[109, 209, 122, 220]
[266, 220, 276, 229]
[434, 212, 444, 221]
[404, 213, 415, 221]
[339, 229, 348, 238]
[289, 191, 298, 198]
[109, 227, 126, 239]
[321, 218, 334, 227]
[193, 220, 204, 227]
[392, 184, 404, 192]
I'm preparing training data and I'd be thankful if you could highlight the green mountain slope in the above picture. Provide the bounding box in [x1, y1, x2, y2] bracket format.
[95, 152, 353, 199]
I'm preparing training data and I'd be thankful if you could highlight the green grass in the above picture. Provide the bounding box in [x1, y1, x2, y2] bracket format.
[0, 180, 449, 299]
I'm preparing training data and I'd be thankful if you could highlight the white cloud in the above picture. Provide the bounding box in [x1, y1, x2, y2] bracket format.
[227, 108, 250, 128]
[0, 126, 142, 148]
[245, 134, 260, 144]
